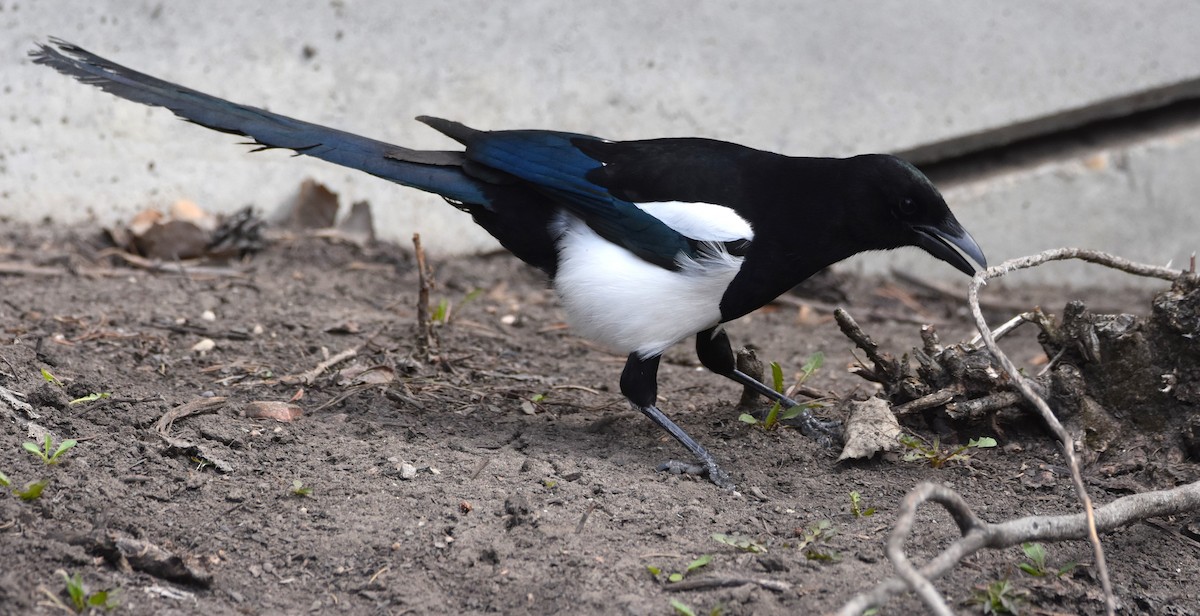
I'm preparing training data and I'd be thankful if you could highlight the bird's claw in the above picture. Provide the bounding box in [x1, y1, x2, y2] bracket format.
[656, 459, 735, 489]
[785, 413, 844, 449]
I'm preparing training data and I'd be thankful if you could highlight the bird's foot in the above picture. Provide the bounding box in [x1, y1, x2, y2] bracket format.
[656, 459, 735, 489]
[782, 411, 844, 449]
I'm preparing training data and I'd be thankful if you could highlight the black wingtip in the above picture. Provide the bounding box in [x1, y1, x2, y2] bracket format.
[417, 116, 481, 146]
[30, 37, 79, 62]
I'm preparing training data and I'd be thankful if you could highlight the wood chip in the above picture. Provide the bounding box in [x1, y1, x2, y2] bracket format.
[245, 401, 304, 422]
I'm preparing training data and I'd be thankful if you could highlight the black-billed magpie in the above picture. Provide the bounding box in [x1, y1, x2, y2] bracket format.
[32, 39, 986, 487]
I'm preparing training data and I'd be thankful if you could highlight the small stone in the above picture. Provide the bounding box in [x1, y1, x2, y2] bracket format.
[399, 463, 417, 480]
[191, 338, 216, 354]
[200, 309, 216, 321]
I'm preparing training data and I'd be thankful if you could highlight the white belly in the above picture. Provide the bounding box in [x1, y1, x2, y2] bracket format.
[552, 214, 743, 358]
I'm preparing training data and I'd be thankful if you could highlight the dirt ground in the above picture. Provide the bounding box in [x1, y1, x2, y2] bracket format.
[1, 220, 1198, 615]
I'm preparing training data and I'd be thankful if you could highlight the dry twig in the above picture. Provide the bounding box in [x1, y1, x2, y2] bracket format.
[838, 479, 1200, 616]
[849, 248, 1197, 615]
[152, 397, 233, 472]
[413, 233, 438, 360]
[281, 346, 359, 385]
[662, 575, 792, 593]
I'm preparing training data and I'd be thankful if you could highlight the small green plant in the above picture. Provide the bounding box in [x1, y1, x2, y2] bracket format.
[970, 579, 1024, 615]
[796, 519, 838, 561]
[670, 599, 697, 616]
[1017, 542, 1077, 578]
[0, 470, 9, 488]
[739, 352, 824, 430]
[668, 599, 724, 616]
[15, 479, 49, 501]
[290, 480, 313, 497]
[41, 368, 63, 386]
[899, 434, 997, 468]
[647, 554, 713, 583]
[711, 533, 766, 554]
[431, 298, 451, 324]
[849, 491, 876, 517]
[61, 571, 120, 613]
[432, 288, 483, 324]
[23, 434, 78, 465]
[69, 392, 112, 406]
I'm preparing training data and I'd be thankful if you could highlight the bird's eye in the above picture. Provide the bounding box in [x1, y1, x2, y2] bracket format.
[895, 198, 917, 217]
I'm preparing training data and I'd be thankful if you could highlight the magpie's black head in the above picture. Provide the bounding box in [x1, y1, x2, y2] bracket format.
[847, 154, 986, 276]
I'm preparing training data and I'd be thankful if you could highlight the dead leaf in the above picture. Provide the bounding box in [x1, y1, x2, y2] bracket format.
[336, 200, 376, 245]
[838, 397, 901, 461]
[271, 179, 339, 230]
[245, 401, 304, 422]
[352, 365, 395, 385]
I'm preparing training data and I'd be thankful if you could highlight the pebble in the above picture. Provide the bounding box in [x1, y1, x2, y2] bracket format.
[191, 338, 216, 354]
[200, 309, 216, 321]
[399, 463, 417, 480]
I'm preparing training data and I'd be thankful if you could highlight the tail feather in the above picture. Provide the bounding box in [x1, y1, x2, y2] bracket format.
[31, 38, 487, 204]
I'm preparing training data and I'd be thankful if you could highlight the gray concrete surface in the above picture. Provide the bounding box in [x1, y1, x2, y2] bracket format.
[3, 1, 1199, 284]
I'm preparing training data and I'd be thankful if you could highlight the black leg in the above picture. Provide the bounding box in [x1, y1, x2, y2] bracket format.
[695, 327, 842, 447]
[620, 353, 733, 488]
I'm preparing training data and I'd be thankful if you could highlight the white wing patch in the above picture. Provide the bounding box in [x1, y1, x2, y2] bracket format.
[633, 201, 753, 243]
[552, 213, 744, 358]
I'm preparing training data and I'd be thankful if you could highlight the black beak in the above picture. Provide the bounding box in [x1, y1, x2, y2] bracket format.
[913, 219, 987, 276]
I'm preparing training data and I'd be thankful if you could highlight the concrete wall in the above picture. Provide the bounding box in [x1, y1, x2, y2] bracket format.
[4, 1, 1199, 283]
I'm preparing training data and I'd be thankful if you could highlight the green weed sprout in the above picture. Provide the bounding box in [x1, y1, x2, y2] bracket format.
[970, 579, 1024, 615]
[796, 519, 838, 561]
[711, 533, 766, 554]
[0, 470, 9, 488]
[433, 288, 483, 324]
[670, 599, 696, 616]
[69, 392, 112, 406]
[290, 480, 313, 497]
[739, 352, 824, 430]
[62, 571, 120, 612]
[669, 599, 723, 616]
[1018, 542, 1077, 578]
[15, 479, 48, 501]
[41, 368, 62, 386]
[23, 434, 77, 465]
[899, 434, 997, 468]
[647, 554, 713, 584]
[849, 491, 876, 517]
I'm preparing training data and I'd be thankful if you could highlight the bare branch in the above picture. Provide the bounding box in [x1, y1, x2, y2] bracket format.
[835, 308, 900, 383]
[964, 247, 1197, 615]
[852, 248, 1196, 615]
[838, 479, 1200, 616]
[892, 389, 957, 416]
